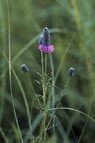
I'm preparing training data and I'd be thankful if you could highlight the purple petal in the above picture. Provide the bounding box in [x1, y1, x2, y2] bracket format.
[39, 44, 54, 53]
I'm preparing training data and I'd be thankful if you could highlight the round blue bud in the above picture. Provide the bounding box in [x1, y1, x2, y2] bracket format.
[21, 64, 29, 73]
[67, 67, 75, 76]
[38, 34, 44, 44]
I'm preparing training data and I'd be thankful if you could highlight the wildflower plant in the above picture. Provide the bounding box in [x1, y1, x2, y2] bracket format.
[39, 27, 54, 53]
[4, 0, 95, 142]
[20, 27, 75, 143]
[38, 27, 55, 142]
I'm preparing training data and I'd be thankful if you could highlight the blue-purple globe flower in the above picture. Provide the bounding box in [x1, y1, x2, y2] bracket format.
[67, 67, 75, 76]
[38, 27, 54, 53]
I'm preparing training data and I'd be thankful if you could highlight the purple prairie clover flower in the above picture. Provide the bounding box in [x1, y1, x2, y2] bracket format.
[67, 67, 75, 76]
[38, 27, 54, 53]
[21, 64, 29, 73]
[39, 44, 54, 53]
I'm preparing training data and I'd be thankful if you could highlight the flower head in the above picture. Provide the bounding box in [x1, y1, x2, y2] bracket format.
[67, 67, 75, 76]
[39, 44, 54, 53]
[38, 27, 54, 53]
[21, 64, 29, 73]
[43, 27, 50, 46]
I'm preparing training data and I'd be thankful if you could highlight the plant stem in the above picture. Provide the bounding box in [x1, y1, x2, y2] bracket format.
[0, 127, 9, 143]
[12, 69, 31, 131]
[47, 107, 95, 123]
[46, 72, 70, 131]
[64, 77, 70, 88]
[6, 0, 23, 142]
[41, 52, 47, 143]
[49, 53, 55, 135]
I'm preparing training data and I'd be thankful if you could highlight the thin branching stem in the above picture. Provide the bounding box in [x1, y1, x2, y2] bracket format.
[46, 77, 70, 130]
[47, 107, 95, 123]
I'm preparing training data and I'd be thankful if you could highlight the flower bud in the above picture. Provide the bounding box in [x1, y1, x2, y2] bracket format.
[67, 67, 75, 76]
[38, 34, 44, 45]
[43, 27, 50, 46]
[21, 64, 29, 73]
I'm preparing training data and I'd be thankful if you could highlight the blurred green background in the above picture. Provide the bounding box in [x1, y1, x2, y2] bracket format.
[0, 0, 95, 143]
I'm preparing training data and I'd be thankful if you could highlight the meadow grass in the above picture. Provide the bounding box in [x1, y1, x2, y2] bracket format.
[0, 0, 95, 143]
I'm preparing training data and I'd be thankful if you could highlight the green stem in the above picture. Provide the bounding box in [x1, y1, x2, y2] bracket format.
[12, 69, 31, 131]
[41, 52, 47, 143]
[45, 53, 48, 77]
[47, 107, 95, 123]
[41, 52, 45, 102]
[49, 53, 55, 133]
[64, 77, 70, 88]
[46, 77, 70, 130]
[78, 91, 95, 143]
[6, 0, 23, 142]
[0, 128, 9, 143]
[0, 1, 7, 124]
[44, 53, 49, 142]
[55, 35, 74, 82]
[27, 73, 35, 96]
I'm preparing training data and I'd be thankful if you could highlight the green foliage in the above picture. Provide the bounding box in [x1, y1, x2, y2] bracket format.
[0, 0, 95, 143]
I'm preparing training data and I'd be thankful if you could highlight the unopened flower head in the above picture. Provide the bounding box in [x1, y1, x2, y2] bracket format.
[67, 67, 75, 76]
[38, 34, 44, 45]
[38, 27, 54, 53]
[21, 64, 29, 73]
[43, 27, 50, 46]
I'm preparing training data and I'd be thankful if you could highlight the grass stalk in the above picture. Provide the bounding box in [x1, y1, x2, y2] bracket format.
[78, 91, 95, 143]
[6, 0, 23, 142]
[0, 128, 9, 143]
[12, 69, 31, 131]
[0, 0, 7, 124]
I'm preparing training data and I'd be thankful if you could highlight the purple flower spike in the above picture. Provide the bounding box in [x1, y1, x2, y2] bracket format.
[39, 44, 54, 53]
[43, 27, 50, 46]
[38, 27, 54, 53]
